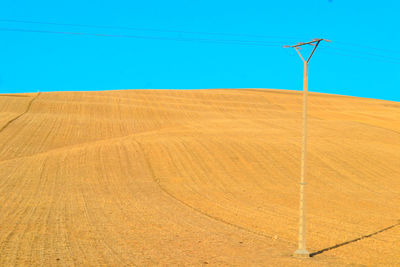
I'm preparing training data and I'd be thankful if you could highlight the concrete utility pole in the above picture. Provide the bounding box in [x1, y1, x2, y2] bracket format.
[284, 38, 331, 258]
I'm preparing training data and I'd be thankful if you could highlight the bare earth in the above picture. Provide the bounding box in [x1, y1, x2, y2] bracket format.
[0, 89, 399, 266]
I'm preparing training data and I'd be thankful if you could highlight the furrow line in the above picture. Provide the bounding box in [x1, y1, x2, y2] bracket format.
[0, 92, 41, 134]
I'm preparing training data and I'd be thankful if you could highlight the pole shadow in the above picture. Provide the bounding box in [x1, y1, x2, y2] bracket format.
[310, 221, 400, 257]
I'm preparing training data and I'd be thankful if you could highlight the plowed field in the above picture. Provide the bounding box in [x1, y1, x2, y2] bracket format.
[0, 89, 399, 266]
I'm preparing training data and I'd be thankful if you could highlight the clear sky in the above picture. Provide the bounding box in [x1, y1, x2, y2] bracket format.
[0, 0, 399, 101]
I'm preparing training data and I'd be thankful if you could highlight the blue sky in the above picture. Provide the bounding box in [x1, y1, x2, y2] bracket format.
[0, 0, 399, 101]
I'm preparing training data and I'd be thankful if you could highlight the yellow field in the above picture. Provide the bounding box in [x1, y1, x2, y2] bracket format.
[0, 89, 399, 266]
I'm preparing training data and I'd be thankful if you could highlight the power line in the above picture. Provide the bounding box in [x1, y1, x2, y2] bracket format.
[0, 27, 284, 47]
[324, 46, 400, 62]
[2, 26, 398, 65]
[1, 19, 399, 65]
[3, 18, 399, 60]
[0, 18, 299, 41]
[318, 47, 400, 65]
[2, 18, 400, 57]
[334, 40, 400, 55]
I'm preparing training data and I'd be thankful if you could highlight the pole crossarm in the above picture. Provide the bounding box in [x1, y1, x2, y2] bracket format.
[283, 38, 331, 48]
[284, 38, 331, 63]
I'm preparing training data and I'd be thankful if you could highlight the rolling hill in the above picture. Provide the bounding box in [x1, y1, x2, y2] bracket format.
[0, 89, 399, 266]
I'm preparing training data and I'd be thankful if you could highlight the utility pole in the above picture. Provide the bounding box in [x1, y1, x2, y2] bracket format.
[284, 38, 331, 258]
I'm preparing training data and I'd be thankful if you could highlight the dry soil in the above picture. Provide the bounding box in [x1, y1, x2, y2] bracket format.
[0, 89, 399, 266]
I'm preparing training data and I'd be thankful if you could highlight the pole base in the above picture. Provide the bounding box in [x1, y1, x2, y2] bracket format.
[293, 249, 310, 258]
